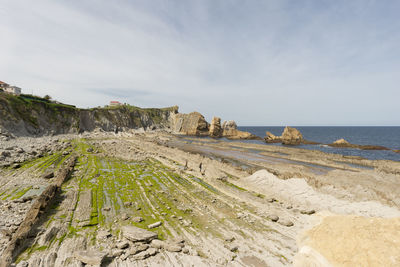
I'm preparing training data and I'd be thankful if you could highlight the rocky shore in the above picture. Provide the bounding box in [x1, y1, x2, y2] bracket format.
[0, 129, 399, 266]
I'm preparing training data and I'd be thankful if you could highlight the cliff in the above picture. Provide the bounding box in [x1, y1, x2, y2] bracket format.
[0, 93, 178, 136]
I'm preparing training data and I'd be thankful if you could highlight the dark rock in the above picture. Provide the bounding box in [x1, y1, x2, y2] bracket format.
[43, 171, 54, 179]
[268, 215, 279, 222]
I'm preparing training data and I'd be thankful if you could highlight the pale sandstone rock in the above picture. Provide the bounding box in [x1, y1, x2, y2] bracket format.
[209, 117, 222, 137]
[333, 138, 350, 145]
[132, 216, 144, 223]
[164, 243, 183, 252]
[148, 221, 162, 229]
[121, 225, 157, 242]
[171, 112, 209, 136]
[294, 215, 400, 267]
[150, 239, 165, 249]
[73, 250, 107, 265]
[281, 126, 303, 145]
[222, 120, 259, 140]
[264, 131, 281, 143]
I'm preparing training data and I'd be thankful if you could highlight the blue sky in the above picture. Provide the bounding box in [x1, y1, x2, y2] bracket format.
[1, 0, 399, 125]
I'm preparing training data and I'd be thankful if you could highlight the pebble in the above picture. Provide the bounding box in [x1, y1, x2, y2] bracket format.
[268, 215, 279, 222]
[279, 219, 294, 227]
[132, 217, 144, 223]
[148, 221, 162, 229]
[301, 209, 316, 215]
[121, 213, 130, 220]
[225, 237, 235, 242]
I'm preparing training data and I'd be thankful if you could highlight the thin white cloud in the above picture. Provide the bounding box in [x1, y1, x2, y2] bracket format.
[0, 0, 399, 125]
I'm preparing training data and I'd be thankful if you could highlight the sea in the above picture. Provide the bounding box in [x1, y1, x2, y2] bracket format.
[237, 126, 400, 162]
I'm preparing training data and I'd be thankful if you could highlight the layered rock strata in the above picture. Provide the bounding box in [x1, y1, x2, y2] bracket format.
[171, 112, 209, 136]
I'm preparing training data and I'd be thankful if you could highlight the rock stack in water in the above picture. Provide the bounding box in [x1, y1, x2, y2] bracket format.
[264, 126, 304, 145]
[281, 126, 303, 145]
[221, 120, 260, 140]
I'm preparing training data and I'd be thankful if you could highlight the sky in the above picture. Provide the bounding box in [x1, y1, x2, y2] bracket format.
[1, 0, 399, 126]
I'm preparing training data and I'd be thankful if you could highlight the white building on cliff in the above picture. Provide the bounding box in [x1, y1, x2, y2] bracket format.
[109, 101, 122, 107]
[5, 86, 22, 95]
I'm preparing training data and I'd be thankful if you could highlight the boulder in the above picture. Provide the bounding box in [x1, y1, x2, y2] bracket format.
[150, 239, 165, 249]
[42, 171, 54, 179]
[279, 219, 294, 227]
[117, 241, 129, 249]
[148, 221, 162, 229]
[333, 138, 350, 145]
[222, 120, 260, 140]
[121, 225, 158, 242]
[209, 117, 222, 137]
[132, 216, 144, 223]
[74, 250, 107, 265]
[281, 126, 303, 145]
[268, 215, 279, 222]
[171, 112, 209, 136]
[329, 139, 389, 150]
[264, 131, 281, 143]
[221, 120, 238, 136]
[164, 243, 183, 252]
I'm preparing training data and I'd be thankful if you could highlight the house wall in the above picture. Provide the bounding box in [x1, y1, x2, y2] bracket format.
[5, 87, 21, 95]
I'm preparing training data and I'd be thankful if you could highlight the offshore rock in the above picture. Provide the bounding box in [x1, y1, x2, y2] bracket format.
[222, 120, 260, 140]
[209, 117, 222, 137]
[221, 120, 238, 136]
[281, 126, 303, 145]
[329, 139, 389, 150]
[333, 138, 350, 145]
[264, 131, 281, 143]
[264, 126, 307, 145]
[171, 112, 209, 136]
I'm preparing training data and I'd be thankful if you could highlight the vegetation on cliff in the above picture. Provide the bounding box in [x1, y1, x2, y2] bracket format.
[0, 92, 178, 136]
